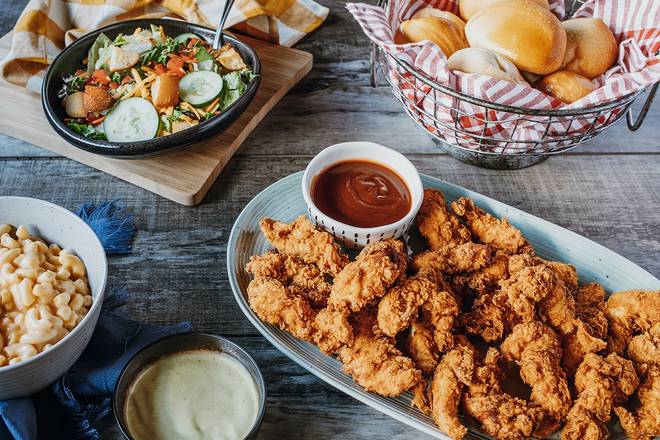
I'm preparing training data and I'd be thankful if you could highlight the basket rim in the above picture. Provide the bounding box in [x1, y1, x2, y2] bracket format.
[380, 48, 644, 117]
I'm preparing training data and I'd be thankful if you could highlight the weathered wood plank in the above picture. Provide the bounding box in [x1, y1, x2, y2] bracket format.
[0, 0, 658, 158]
[1, 65, 659, 158]
[1, 155, 657, 334]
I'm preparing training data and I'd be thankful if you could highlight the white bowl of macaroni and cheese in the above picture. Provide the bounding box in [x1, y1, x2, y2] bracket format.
[0, 196, 107, 399]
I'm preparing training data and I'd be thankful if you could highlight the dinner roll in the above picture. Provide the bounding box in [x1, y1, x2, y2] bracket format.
[411, 8, 465, 37]
[537, 70, 597, 103]
[561, 18, 618, 79]
[465, 0, 566, 75]
[459, 0, 549, 21]
[399, 17, 468, 57]
[447, 48, 528, 85]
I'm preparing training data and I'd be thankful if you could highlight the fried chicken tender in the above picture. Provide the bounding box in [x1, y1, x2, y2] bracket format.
[462, 263, 576, 343]
[461, 292, 508, 342]
[463, 394, 544, 440]
[428, 344, 475, 440]
[328, 239, 407, 312]
[313, 305, 353, 354]
[615, 365, 660, 440]
[455, 252, 510, 295]
[462, 347, 545, 440]
[508, 253, 578, 291]
[247, 277, 317, 341]
[416, 189, 471, 250]
[562, 283, 608, 374]
[614, 323, 660, 440]
[627, 322, 660, 370]
[411, 242, 492, 275]
[246, 250, 331, 307]
[501, 322, 572, 433]
[562, 353, 639, 440]
[450, 197, 532, 255]
[605, 290, 660, 354]
[422, 290, 460, 353]
[377, 275, 435, 337]
[260, 216, 349, 276]
[407, 319, 439, 374]
[337, 311, 421, 396]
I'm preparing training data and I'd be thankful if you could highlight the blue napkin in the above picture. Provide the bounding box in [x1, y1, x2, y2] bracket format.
[0, 202, 193, 440]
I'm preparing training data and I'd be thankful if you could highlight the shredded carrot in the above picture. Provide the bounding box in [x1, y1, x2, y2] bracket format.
[204, 98, 220, 113]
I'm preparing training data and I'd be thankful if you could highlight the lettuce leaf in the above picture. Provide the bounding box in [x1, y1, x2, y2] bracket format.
[86, 33, 111, 73]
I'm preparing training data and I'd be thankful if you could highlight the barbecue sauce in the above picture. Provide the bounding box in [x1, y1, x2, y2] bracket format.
[311, 160, 411, 228]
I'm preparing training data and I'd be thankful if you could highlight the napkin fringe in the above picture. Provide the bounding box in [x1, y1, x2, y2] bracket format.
[75, 201, 135, 255]
[53, 380, 110, 440]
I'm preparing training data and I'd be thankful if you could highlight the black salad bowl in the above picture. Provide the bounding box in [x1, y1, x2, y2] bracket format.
[41, 18, 261, 158]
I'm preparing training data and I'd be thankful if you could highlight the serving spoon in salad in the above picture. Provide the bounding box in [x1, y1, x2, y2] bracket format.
[213, 0, 237, 50]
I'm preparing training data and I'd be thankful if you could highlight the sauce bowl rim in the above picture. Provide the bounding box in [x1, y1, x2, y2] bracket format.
[112, 331, 266, 440]
[301, 141, 424, 233]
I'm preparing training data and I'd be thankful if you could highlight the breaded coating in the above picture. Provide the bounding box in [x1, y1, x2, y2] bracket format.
[501, 322, 572, 432]
[377, 275, 435, 337]
[429, 345, 475, 440]
[537, 276, 576, 335]
[328, 239, 407, 312]
[605, 290, 660, 354]
[416, 189, 471, 250]
[496, 265, 557, 324]
[562, 283, 608, 374]
[422, 290, 460, 353]
[462, 347, 544, 440]
[246, 250, 331, 307]
[337, 311, 421, 397]
[627, 323, 660, 370]
[260, 216, 349, 276]
[508, 253, 578, 291]
[313, 305, 353, 354]
[562, 353, 639, 440]
[407, 319, 439, 374]
[247, 277, 317, 341]
[455, 252, 510, 295]
[463, 394, 543, 440]
[450, 197, 532, 255]
[615, 365, 660, 440]
[411, 242, 492, 275]
[461, 292, 509, 342]
[614, 323, 660, 440]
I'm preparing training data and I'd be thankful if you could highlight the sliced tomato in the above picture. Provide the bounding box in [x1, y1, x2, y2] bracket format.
[167, 55, 184, 72]
[154, 64, 167, 74]
[92, 69, 110, 85]
[109, 81, 119, 89]
[121, 75, 133, 85]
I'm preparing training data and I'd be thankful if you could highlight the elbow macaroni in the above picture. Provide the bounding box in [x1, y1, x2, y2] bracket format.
[0, 225, 92, 367]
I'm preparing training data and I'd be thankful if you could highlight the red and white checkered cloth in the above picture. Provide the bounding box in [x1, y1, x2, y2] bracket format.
[347, 0, 660, 152]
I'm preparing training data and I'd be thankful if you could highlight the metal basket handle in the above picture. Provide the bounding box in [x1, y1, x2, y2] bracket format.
[626, 82, 658, 131]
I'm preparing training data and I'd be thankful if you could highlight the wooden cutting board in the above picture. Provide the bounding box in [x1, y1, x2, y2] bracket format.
[0, 32, 312, 206]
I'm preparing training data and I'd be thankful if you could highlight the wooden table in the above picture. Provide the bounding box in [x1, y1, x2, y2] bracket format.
[1, 2, 659, 438]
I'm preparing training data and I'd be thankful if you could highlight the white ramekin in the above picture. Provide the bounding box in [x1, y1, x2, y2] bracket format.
[302, 141, 424, 248]
[0, 197, 107, 399]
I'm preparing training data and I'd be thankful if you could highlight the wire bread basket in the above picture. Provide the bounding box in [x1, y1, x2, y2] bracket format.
[369, 0, 658, 169]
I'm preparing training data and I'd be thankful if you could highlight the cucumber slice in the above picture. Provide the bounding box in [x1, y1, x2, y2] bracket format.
[173, 33, 200, 44]
[179, 71, 223, 107]
[103, 98, 159, 142]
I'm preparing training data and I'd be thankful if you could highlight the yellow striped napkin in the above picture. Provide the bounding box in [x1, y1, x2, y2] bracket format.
[1, 0, 328, 91]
